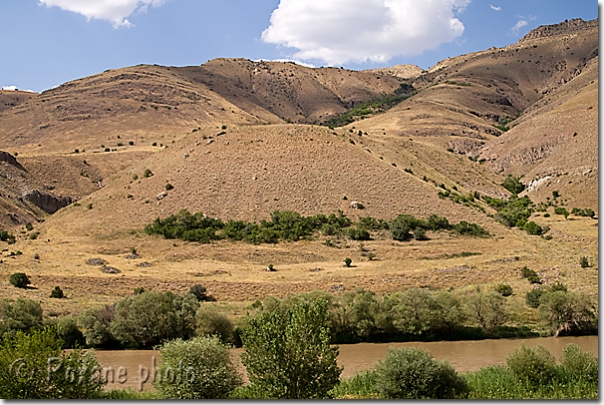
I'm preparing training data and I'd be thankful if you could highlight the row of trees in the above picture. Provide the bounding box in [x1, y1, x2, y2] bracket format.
[0, 284, 596, 351]
[145, 209, 489, 244]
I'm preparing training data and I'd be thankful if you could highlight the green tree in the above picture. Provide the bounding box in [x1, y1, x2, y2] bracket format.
[153, 336, 241, 399]
[241, 299, 342, 399]
[195, 305, 234, 343]
[538, 291, 596, 336]
[384, 289, 441, 335]
[110, 291, 199, 348]
[77, 306, 115, 348]
[374, 347, 468, 399]
[389, 215, 412, 241]
[0, 298, 43, 337]
[0, 327, 104, 399]
[466, 292, 507, 336]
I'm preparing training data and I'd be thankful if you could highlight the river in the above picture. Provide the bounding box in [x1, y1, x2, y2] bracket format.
[93, 335, 598, 391]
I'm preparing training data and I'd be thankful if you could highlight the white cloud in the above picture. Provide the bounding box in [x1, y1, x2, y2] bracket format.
[2, 86, 35, 92]
[490, 5, 501, 11]
[261, 0, 470, 66]
[39, 0, 167, 28]
[511, 19, 528, 36]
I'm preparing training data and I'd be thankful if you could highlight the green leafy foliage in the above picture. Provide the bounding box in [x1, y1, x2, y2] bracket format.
[374, 347, 468, 399]
[0, 230, 16, 244]
[109, 291, 199, 348]
[9, 272, 30, 289]
[241, 299, 342, 399]
[0, 328, 105, 399]
[523, 221, 543, 235]
[538, 291, 596, 336]
[495, 284, 513, 297]
[50, 286, 65, 299]
[153, 336, 242, 399]
[579, 256, 589, 268]
[501, 175, 525, 194]
[323, 84, 416, 128]
[554, 207, 569, 218]
[195, 306, 234, 343]
[0, 298, 43, 337]
[465, 292, 507, 336]
[571, 207, 595, 218]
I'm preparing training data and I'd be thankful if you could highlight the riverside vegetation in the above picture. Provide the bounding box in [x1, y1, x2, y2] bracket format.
[0, 298, 597, 399]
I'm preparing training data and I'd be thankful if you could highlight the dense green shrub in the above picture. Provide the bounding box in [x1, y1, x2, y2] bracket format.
[495, 284, 513, 297]
[50, 286, 64, 299]
[556, 343, 598, 385]
[501, 175, 525, 195]
[195, 305, 234, 343]
[527, 275, 542, 284]
[189, 284, 210, 301]
[525, 288, 544, 308]
[153, 336, 242, 399]
[554, 207, 569, 218]
[346, 226, 370, 240]
[571, 207, 595, 218]
[485, 195, 534, 228]
[48, 316, 86, 348]
[0, 230, 16, 244]
[9, 272, 30, 289]
[0, 328, 104, 399]
[329, 370, 380, 399]
[0, 298, 43, 336]
[374, 347, 468, 399]
[413, 227, 428, 240]
[241, 300, 342, 399]
[451, 221, 489, 237]
[538, 291, 596, 336]
[506, 344, 556, 386]
[110, 291, 199, 348]
[77, 305, 116, 348]
[389, 215, 412, 241]
[579, 256, 589, 268]
[344, 258, 352, 267]
[521, 266, 537, 278]
[523, 221, 543, 235]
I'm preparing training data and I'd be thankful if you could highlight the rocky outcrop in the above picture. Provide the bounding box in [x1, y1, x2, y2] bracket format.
[0, 151, 25, 171]
[520, 18, 598, 42]
[23, 189, 72, 214]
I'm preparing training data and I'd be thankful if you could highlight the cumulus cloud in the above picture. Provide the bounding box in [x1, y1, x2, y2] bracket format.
[511, 19, 528, 36]
[490, 5, 501, 11]
[261, 0, 470, 66]
[39, 0, 167, 28]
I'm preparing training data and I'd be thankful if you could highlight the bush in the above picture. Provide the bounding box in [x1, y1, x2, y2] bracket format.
[77, 306, 116, 348]
[110, 291, 199, 348]
[153, 336, 241, 399]
[50, 286, 64, 299]
[527, 275, 542, 284]
[495, 284, 513, 297]
[344, 258, 352, 267]
[390, 215, 412, 241]
[0, 327, 105, 398]
[0, 298, 43, 336]
[554, 207, 569, 218]
[10, 272, 30, 289]
[520, 266, 537, 278]
[506, 344, 556, 386]
[133, 287, 145, 295]
[579, 256, 589, 268]
[451, 221, 489, 237]
[466, 292, 507, 336]
[330, 370, 379, 399]
[523, 221, 542, 235]
[165, 183, 174, 190]
[347, 226, 370, 241]
[502, 175, 525, 195]
[374, 347, 468, 399]
[525, 288, 544, 308]
[195, 306, 234, 343]
[189, 284, 210, 301]
[143, 168, 153, 178]
[241, 300, 342, 399]
[538, 290, 596, 336]
[50, 316, 86, 348]
[557, 343, 598, 385]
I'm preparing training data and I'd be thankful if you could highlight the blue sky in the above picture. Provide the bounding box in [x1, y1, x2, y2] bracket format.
[0, 0, 598, 93]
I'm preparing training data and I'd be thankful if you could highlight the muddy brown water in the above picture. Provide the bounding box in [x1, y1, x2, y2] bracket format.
[93, 336, 598, 391]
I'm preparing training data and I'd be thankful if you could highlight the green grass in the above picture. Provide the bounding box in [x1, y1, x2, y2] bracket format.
[94, 388, 161, 399]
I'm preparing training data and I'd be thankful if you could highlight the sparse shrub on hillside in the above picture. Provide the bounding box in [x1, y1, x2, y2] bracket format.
[347, 226, 370, 241]
[525, 288, 544, 308]
[413, 227, 428, 240]
[50, 286, 64, 299]
[579, 256, 589, 268]
[344, 258, 352, 267]
[523, 221, 542, 235]
[554, 207, 569, 219]
[484, 195, 534, 228]
[0, 230, 16, 244]
[165, 183, 174, 190]
[494, 284, 513, 297]
[143, 168, 153, 178]
[452, 221, 489, 237]
[374, 347, 468, 399]
[25, 222, 33, 231]
[87, 203, 93, 210]
[552, 190, 560, 199]
[133, 287, 145, 295]
[189, 284, 210, 301]
[527, 275, 542, 284]
[132, 173, 138, 180]
[521, 266, 537, 278]
[501, 175, 525, 195]
[10, 272, 30, 289]
[221, 125, 227, 130]
[128, 141, 134, 146]
[571, 208, 595, 218]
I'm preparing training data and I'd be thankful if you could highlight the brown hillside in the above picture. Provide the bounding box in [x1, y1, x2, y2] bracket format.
[43, 124, 505, 241]
[0, 90, 37, 114]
